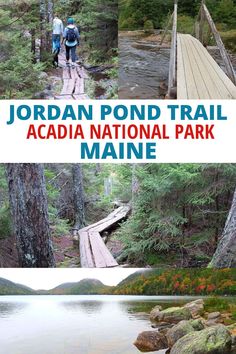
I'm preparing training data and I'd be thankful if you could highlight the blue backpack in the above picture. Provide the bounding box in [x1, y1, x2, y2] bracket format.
[66, 27, 76, 42]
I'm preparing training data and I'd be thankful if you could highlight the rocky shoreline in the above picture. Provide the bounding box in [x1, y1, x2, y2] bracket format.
[134, 299, 236, 353]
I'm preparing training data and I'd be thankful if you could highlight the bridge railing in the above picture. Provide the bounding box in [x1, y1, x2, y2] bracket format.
[167, 0, 178, 98]
[195, 0, 236, 85]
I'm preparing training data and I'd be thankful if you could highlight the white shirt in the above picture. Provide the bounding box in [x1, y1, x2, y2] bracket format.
[53, 18, 64, 35]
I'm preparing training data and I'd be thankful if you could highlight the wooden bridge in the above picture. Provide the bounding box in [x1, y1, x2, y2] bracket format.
[55, 52, 89, 100]
[165, 0, 236, 99]
[77, 205, 130, 268]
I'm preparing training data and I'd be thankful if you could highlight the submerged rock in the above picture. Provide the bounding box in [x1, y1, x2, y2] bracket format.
[170, 325, 232, 354]
[134, 330, 168, 352]
[151, 306, 192, 324]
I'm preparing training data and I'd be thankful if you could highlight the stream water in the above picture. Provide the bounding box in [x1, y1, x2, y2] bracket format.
[0, 295, 203, 354]
[119, 34, 170, 99]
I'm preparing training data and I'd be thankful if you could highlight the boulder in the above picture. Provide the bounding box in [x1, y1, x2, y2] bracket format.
[190, 319, 205, 331]
[134, 330, 168, 352]
[166, 319, 204, 347]
[167, 320, 195, 347]
[184, 299, 204, 317]
[170, 325, 232, 354]
[208, 312, 221, 320]
[151, 306, 192, 324]
[205, 313, 223, 327]
[227, 323, 236, 346]
[150, 305, 162, 321]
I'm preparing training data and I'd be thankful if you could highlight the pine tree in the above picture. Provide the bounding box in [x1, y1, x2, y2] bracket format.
[72, 164, 85, 229]
[6, 164, 55, 267]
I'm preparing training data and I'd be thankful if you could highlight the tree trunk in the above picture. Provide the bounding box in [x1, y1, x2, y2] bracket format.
[132, 164, 139, 211]
[209, 188, 236, 268]
[40, 0, 46, 60]
[72, 164, 85, 229]
[40, 0, 53, 60]
[31, 29, 36, 63]
[6, 164, 55, 267]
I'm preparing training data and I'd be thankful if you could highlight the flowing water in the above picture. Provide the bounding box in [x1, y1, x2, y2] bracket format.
[0, 295, 201, 354]
[119, 34, 170, 99]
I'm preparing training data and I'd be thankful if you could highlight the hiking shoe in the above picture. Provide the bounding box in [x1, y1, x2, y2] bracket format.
[66, 62, 70, 67]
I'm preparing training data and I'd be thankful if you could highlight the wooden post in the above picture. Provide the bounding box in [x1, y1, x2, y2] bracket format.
[195, 21, 200, 40]
[195, 5, 201, 39]
[199, 0, 205, 44]
[202, 3, 236, 84]
[167, 0, 178, 98]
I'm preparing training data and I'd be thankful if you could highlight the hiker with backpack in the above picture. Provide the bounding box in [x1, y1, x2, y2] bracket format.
[52, 14, 64, 67]
[62, 18, 80, 69]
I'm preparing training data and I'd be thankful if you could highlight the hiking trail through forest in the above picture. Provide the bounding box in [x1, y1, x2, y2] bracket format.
[55, 50, 89, 100]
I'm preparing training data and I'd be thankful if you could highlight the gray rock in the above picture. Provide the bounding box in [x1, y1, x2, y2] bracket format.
[39, 72, 48, 80]
[166, 319, 204, 348]
[208, 312, 221, 320]
[184, 299, 204, 317]
[134, 330, 168, 352]
[150, 305, 163, 321]
[190, 319, 205, 331]
[170, 325, 232, 354]
[167, 320, 195, 348]
[151, 306, 192, 324]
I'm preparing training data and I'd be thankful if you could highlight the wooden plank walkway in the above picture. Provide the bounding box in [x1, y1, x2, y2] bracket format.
[78, 205, 130, 268]
[177, 34, 236, 99]
[55, 52, 89, 100]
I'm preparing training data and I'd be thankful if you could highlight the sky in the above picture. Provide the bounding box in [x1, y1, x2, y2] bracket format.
[0, 268, 140, 290]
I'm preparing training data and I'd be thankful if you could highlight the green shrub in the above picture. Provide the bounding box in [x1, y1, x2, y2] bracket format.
[220, 30, 236, 52]
[144, 20, 154, 33]
[231, 310, 236, 321]
[177, 15, 195, 34]
[205, 297, 230, 312]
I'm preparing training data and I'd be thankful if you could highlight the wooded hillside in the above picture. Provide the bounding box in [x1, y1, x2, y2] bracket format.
[0, 163, 236, 268]
[119, 0, 236, 30]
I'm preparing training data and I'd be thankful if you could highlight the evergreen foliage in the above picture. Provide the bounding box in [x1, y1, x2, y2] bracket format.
[0, 163, 236, 267]
[0, 0, 118, 97]
[119, 0, 236, 35]
[114, 164, 236, 267]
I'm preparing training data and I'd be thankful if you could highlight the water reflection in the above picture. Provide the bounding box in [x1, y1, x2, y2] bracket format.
[1, 295, 232, 354]
[0, 301, 28, 318]
[59, 299, 104, 314]
[119, 34, 169, 99]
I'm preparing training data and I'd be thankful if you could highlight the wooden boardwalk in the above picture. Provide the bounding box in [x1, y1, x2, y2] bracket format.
[78, 205, 130, 268]
[177, 34, 236, 99]
[55, 52, 89, 100]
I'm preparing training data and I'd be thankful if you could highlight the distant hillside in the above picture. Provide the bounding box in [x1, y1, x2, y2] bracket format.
[117, 269, 161, 287]
[0, 269, 235, 297]
[49, 279, 112, 295]
[113, 269, 236, 296]
[0, 277, 34, 295]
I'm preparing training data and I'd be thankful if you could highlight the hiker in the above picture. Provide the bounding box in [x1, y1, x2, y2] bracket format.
[62, 18, 80, 69]
[52, 14, 64, 67]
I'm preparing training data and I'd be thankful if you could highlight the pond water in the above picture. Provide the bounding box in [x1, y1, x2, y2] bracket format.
[0, 295, 201, 354]
[119, 34, 170, 99]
